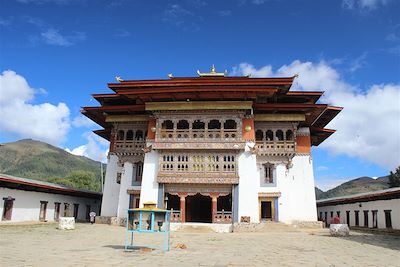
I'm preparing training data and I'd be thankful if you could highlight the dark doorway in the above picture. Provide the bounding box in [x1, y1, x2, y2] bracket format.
[86, 205, 91, 221]
[2, 197, 14, 221]
[346, 211, 350, 225]
[384, 210, 392, 229]
[39, 201, 47, 221]
[54, 202, 61, 221]
[165, 193, 180, 211]
[261, 201, 272, 220]
[363, 210, 369, 228]
[73, 204, 79, 219]
[186, 194, 211, 223]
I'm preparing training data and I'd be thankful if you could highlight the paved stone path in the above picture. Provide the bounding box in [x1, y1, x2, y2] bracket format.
[0, 223, 399, 266]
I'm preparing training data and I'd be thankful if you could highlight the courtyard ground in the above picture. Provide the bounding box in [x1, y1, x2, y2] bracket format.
[0, 222, 399, 267]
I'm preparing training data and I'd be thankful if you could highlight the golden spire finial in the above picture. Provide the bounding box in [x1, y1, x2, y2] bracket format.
[211, 64, 216, 73]
[197, 65, 225, 77]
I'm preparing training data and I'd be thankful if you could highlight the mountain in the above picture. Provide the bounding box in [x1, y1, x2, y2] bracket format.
[316, 176, 390, 200]
[315, 187, 324, 199]
[0, 139, 104, 184]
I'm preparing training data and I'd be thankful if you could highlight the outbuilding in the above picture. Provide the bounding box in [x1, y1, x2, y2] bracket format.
[317, 187, 400, 230]
[0, 174, 102, 223]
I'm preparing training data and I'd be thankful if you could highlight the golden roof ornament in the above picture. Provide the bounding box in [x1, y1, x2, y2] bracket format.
[197, 64, 227, 77]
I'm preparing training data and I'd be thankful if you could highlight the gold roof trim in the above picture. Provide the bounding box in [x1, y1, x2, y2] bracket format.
[254, 114, 305, 122]
[197, 64, 227, 77]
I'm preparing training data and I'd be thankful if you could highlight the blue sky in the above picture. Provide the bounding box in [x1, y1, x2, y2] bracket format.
[0, 0, 399, 190]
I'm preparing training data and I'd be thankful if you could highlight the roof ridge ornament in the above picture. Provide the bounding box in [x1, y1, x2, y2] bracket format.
[115, 76, 124, 82]
[197, 64, 227, 77]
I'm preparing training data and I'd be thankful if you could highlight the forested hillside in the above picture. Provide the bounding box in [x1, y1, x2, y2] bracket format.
[0, 139, 105, 191]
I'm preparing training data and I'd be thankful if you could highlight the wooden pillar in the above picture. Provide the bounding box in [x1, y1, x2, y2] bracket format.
[211, 196, 218, 223]
[210, 193, 219, 223]
[179, 194, 187, 223]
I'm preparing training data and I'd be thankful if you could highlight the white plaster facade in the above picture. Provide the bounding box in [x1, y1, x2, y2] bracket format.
[101, 136, 318, 224]
[0, 187, 101, 223]
[317, 188, 400, 230]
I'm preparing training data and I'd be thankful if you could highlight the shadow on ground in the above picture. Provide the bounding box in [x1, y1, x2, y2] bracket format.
[338, 233, 400, 251]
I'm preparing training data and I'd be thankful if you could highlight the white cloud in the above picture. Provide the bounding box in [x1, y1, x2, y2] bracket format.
[72, 115, 96, 128]
[317, 166, 329, 171]
[232, 61, 400, 170]
[0, 70, 70, 145]
[40, 28, 86, 47]
[342, 0, 390, 10]
[231, 63, 273, 78]
[65, 132, 109, 163]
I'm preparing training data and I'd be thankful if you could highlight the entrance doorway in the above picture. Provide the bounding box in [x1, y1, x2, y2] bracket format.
[261, 201, 272, 220]
[186, 194, 212, 223]
[2, 197, 14, 221]
[39, 201, 47, 221]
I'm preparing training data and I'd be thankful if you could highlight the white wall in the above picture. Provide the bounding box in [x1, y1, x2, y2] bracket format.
[100, 154, 120, 216]
[139, 147, 160, 207]
[117, 162, 133, 218]
[255, 155, 317, 224]
[237, 142, 260, 223]
[0, 187, 100, 222]
[317, 198, 400, 230]
[277, 155, 317, 223]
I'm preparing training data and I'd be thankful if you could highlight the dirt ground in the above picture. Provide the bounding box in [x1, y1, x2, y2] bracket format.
[0, 223, 399, 267]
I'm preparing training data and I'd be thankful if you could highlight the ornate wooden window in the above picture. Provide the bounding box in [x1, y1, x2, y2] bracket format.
[263, 163, 274, 184]
[135, 162, 143, 182]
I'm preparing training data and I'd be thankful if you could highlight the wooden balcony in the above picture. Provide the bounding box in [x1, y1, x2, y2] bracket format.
[154, 129, 244, 150]
[213, 211, 233, 224]
[114, 140, 145, 153]
[255, 141, 296, 156]
[157, 153, 239, 184]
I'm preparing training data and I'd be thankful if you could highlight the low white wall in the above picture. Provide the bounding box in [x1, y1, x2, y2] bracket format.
[0, 187, 100, 222]
[317, 198, 400, 230]
[139, 148, 160, 207]
[100, 154, 120, 217]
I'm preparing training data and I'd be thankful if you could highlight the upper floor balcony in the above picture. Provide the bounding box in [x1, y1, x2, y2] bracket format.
[112, 125, 147, 154]
[153, 118, 245, 150]
[254, 126, 296, 156]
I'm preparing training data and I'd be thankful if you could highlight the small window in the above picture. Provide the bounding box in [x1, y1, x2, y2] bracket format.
[161, 120, 174, 129]
[135, 162, 143, 182]
[255, 130, 263, 141]
[117, 130, 125, 140]
[192, 120, 205, 129]
[135, 130, 143, 140]
[224, 119, 237, 129]
[116, 172, 122, 184]
[330, 211, 333, 218]
[286, 130, 293, 140]
[263, 164, 274, 184]
[266, 130, 273, 141]
[126, 130, 134, 140]
[276, 130, 284, 141]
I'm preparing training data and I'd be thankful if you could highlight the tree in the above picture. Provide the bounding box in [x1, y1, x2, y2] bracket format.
[388, 166, 400, 188]
[47, 170, 101, 192]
